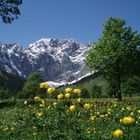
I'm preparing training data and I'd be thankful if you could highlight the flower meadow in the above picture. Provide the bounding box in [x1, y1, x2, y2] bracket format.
[0, 82, 140, 140]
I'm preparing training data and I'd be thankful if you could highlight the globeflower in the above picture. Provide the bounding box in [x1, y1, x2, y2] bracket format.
[84, 103, 91, 109]
[70, 105, 76, 111]
[47, 87, 55, 94]
[90, 116, 96, 121]
[126, 106, 132, 111]
[39, 104, 45, 107]
[122, 117, 135, 125]
[65, 93, 71, 98]
[53, 102, 58, 106]
[57, 93, 64, 99]
[65, 88, 72, 93]
[77, 98, 82, 103]
[34, 96, 41, 101]
[113, 129, 123, 138]
[40, 82, 48, 88]
[39, 100, 45, 107]
[73, 88, 81, 94]
[36, 112, 43, 117]
[41, 100, 45, 104]
[24, 100, 28, 105]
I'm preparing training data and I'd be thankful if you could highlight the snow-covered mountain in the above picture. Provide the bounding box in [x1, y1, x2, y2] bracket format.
[0, 38, 91, 82]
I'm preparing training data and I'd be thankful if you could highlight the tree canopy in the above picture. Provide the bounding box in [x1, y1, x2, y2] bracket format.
[0, 69, 24, 99]
[0, 0, 22, 23]
[18, 72, 44, 99]
[85, 17, 140, 100]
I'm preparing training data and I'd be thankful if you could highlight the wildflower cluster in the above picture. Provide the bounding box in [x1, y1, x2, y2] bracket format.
[0, 83, 140, 139]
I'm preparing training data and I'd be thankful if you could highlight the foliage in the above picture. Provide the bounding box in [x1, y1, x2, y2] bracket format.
[0, 0, 22, 23]
[18, 72, 44, 99]
[80, 88, 90, 98]
[0, 100, 16, 109]
[0, 89, 11, 99]
[0, 69, 24, 99]
[91, 84, 102, 98]
[85, 17, 140, 100]
[122, 76, 140, 96]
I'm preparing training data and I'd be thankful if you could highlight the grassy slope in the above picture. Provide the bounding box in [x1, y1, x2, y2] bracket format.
[57, 75, 110, 98]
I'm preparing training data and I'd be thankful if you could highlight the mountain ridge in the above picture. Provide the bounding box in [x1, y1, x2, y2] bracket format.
[0, 38, 92, 82]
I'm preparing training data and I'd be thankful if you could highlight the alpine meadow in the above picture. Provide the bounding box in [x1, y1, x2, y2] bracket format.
[0, 1, 140, 140]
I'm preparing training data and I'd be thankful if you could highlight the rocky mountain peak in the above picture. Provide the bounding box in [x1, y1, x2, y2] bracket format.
[0, 38, 92, 82]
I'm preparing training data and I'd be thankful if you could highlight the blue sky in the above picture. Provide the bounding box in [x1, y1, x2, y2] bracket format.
[0, 0, 140, 48]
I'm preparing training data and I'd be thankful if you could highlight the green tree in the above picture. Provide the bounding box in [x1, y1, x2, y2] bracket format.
[85, 17, 140, 100]
[0, 69, 24, 99]
[81, 88, 90, 98]
[18, 72, 44, 99]
[91, 84, 102, 98]
[0, 0, 22, 23]
[122, 76, 140, 96]
[0, 89, 11, 99]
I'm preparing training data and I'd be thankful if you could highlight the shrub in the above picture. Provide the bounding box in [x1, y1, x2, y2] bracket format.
[18, 72, 44, 99]
[80, 88, 90, 98]
[91, 84, 102, 98]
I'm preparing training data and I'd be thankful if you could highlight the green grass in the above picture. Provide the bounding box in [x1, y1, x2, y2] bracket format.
[0, 97, 140, 139]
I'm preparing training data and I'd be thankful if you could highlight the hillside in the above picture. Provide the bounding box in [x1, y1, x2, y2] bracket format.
[0, 69, 24, 99]
[57, 73, 111, 98]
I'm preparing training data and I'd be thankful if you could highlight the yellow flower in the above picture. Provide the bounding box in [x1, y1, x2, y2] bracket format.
[24, 100, 28, 105]
[34, 96, 41, 101]
[39, 104, 44, 107]
[105, 114, 108, 117]
[108, 109, 112, 112]
[65, 93, 71, 98]
[53, 102, 58, 106]
[122, 117, 135, 125]
[57, 93, 64, 99]
[40, 82, 48, 88]
[90, 116, 96, 121]
[86, 128, 91, 134]
[130, 112, 134, 116]
[36, 112, 43, 117]
[114, 104, 117, 107]
[65, 88, 72, 93]
[100, 114, 105, 118]
[126, 106, 132, 111]
[96, 112, 100, 115]
[77, 98, 82, 103]
[120, 119, 123, 123]
[41, 100, 45, 105]
[84, 103, 91, 109]
[3, 127, 9, 131]
[73, 88, 81, 94]
[47, 87, 55, 94]
[121, 107, 125, 111]
[70, 105, 76, 111]
[113, 129, 123, 138]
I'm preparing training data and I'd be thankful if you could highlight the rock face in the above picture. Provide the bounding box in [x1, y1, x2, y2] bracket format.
[0, 38, 91, 82]
[0, 43, 32, 78]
